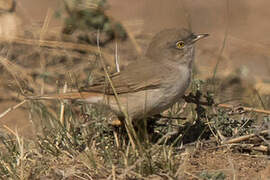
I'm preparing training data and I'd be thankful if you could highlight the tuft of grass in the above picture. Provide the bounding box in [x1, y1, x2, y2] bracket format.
[1, 72, 270, 179]
[199, 171, 226, 180]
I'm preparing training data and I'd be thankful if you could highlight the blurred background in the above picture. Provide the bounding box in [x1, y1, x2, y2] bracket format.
[17, 0, 270, 88]
[1, 0, 270, 135]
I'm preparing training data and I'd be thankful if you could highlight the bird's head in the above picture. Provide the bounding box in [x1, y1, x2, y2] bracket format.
[146, 28, 208, 67]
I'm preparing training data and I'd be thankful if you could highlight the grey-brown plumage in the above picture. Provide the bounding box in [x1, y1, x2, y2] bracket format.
[30, 28, 208, 121]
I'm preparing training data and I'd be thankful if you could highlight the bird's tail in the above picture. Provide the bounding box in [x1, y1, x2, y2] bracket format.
[26, 92, 102, 101]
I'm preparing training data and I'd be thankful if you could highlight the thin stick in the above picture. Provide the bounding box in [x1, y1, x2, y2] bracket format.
[0, 100, 27, 119]
[113, 130, 120, 148]
[96, 30, 137, 151]
[211, 0, 230, 92]
[184, 171, 201, 179]
[115, 41, 120, 73]
[206, 117, 219, 141]
[40, 8, 53, 42]
[59, 82, 67, 125]
[218, 103, 270, 115]
[222, 130, 268, 144]
[39, 8, 53, 95]
[0, 56, 26, 94]
[122, 24, 142, 55]
[184, 95, 270, 115]
[252, 145, 268, 152]
[112, 164, 116, 180]
[0, 36, 114, 63]
[2, 124, 17, 136]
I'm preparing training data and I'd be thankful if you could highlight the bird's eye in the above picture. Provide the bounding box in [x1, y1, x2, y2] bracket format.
[176, 41, 185, 49]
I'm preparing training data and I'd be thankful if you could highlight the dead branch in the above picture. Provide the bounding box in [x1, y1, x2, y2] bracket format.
[222, 130, 269, 144]
[218, 103, 270, 115]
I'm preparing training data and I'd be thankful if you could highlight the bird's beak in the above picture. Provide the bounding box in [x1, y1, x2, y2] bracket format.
[191, 34, 209, 44]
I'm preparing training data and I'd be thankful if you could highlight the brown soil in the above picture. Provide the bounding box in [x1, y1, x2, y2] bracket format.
[184, 146, 269, 179]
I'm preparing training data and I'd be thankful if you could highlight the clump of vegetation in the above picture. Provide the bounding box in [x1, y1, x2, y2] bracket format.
[200, 171, 226, 180]
[212, 109, 256, 137]
[0, 78, 269, 179]
[60, 0, 127, 45]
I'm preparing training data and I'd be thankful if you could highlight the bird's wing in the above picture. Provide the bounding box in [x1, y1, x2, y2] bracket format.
[80, 58, 172, 95]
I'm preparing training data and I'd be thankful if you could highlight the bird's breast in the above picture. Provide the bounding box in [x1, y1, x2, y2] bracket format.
[163, 66, 191, 101]
[146, 65, 191, 115]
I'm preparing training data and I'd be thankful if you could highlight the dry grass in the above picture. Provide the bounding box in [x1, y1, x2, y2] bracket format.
[0, 1, 270, 179]
[1, 62, 269, 179]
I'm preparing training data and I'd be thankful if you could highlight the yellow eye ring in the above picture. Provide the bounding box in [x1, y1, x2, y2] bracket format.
[176, 41, 185, 49]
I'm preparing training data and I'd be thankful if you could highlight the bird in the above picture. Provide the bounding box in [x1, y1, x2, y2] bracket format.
[28, 28, 208, 123]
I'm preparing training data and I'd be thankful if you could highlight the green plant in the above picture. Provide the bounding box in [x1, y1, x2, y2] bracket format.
[60, 0, 127, 45]
[200, 171, 226, 180]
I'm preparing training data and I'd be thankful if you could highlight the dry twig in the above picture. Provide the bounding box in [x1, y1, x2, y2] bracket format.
[222, 130, 268, 144]
[0, 100, 27, 119]
[218, 103, 270, 115]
